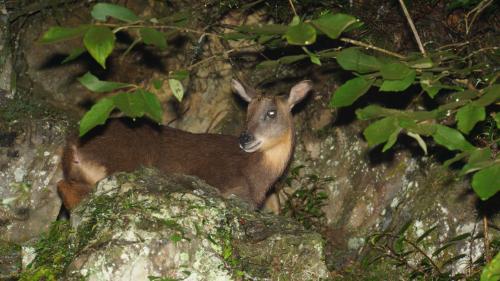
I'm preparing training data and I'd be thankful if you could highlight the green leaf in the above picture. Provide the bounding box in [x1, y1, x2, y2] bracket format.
[236, 24, 288, 35]
[285, 20, 316, 45]
[152, 79, 164, 90]
[290, 15, 300, 26]
[83, 26, 115, 69]
[481, 251, 500, 281]
[309, 53, 321, 65]
[394, 236, 405, 254]
[380, 62, 412, 80]
[474, 84, 500, 107]
[461, 148, 492, 175]
[495, 113, 500, 129]
[416, 225, 437, 243]
[139, 27, 167, 50]
[113, 89, 163, 123]
[222, 32, 257, 41]
[408, 57, 433, 69]
[169, 79, 184, 101]
[456, 104, 485, 134]
[138, 90, 163, 123]
[280, 54, 309, 64]
[40, 25, 90, 43]
[379, 69, 416, 92]
[91, 3, 139, 22]
[363, 117, 399, 147]
[336, 48, 381, 73]
[311, 13, 358, 39]
[302, 47, 321, 65]
[407, 132, 428, 155]
[443, 151, 468, 167]
[113, 92, 145, 118]
[382, 128, 401, 152]
[420, 72, 441, 98]
[356, 104, 438, 122]
[62, 47, 86, 64]
[79, 98, 115, 136]
[257, 54, 311, 68]
[398, 118, 436, 136]
[330, 76, 374, 107]
[256, 60, 279, 69]
[170, 234, 182, 243]
[77, 72, 130, 93]
[472, 164, 500, 201]
[432, 125, 474, 152]
[169, 70, 189, 81]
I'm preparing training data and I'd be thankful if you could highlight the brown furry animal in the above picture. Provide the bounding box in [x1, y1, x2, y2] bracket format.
[57, 80, 312, 210]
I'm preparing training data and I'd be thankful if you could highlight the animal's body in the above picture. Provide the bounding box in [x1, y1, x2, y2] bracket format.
[57, 80, 312, 210]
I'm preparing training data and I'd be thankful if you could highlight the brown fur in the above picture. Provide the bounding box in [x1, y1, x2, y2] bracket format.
[58, 80, 312, 210]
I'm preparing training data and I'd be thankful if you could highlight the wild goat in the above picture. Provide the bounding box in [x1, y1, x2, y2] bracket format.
[57, 80, 312, 210]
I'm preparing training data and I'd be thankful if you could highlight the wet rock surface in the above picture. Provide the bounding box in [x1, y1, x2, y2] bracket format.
[21, 168, 329, 281]
[0, 115, 69, 243]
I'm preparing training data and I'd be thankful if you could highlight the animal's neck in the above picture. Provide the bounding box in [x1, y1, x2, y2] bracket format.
[248, 128, 294, 203]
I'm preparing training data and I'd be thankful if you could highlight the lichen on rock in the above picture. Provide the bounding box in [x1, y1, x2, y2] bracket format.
[21, 168, 329, 281]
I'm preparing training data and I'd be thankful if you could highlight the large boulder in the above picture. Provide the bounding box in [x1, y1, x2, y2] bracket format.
[21, 168, 329, 281]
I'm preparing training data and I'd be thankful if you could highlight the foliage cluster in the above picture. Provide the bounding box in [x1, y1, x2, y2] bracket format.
[282, 165, 330, 230]
[364, 221, 500, 281]
[41, 2, 498, 202]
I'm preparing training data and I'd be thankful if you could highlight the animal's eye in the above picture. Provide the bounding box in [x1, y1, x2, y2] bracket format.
[266, 110, 277, 119]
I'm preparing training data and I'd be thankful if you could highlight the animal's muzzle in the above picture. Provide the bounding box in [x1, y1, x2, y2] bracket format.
[239, 132, 254, 147]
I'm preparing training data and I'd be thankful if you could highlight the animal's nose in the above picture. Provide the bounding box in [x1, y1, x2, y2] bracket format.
[239, 132, 254, 146]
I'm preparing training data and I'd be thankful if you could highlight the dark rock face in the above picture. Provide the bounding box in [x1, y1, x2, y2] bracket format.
[0, 118, 66, 243]
[22, 169, 329, 281]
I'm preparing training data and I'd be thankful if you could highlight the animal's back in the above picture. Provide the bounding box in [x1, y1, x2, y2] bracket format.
[66, 118, 250, 192]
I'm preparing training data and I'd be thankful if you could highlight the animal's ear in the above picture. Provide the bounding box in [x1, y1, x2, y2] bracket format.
[232, 79, 256, 102]
[287, 80, 312, 109]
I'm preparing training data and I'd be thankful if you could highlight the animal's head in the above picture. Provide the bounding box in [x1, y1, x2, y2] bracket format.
[232, 79, 313, 153]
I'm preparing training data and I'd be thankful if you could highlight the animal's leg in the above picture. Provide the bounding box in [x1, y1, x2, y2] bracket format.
[57, 180, 93, 210]
[263, 193, 281, 214]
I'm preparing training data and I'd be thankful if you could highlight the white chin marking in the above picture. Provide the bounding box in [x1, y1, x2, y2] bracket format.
[241, 141, 262, 153]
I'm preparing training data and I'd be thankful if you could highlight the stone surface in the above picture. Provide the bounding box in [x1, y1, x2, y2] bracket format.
[21, 168, 329, 281]
[285, 88, 499, 272]
[0, 1, 12, 95]
[0, 117, 67, 243]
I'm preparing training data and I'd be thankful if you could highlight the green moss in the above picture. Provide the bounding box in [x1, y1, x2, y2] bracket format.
[0, 89, 77, 133]
[19, 221, 75, 281]
[332, 258, 406, 281]
[0, 240, 22, 280]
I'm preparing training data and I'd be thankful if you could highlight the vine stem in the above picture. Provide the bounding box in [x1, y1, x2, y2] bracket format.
[95, 22, 223, 38]
[287, 0, 298, 17]
[383, 233, 442, 274]
[483, 216, 491, 263]
[187, 43, 260, 70]
[398, 0, 426, 56]
[339, 38, 406, 59]
[462, 46, 498, 60]
[465, 0, 494, 35]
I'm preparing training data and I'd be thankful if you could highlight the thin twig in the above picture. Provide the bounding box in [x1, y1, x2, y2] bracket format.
[463, 46, 499, 60]
[339, 37, 406, 59]
[484, 216, 491, 263]
[287, 0, 298, 17]
[187, 43, 260, 70]
[95, 22, 222, 38]
[465, 0, 494, 35]
[398, 0, 426, 56]
[383, 233, 442, 274]
[437, 41, 470, 51]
